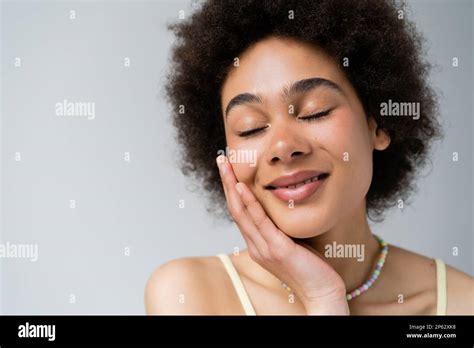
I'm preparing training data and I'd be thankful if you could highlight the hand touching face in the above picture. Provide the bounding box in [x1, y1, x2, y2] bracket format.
[220, 36, 390, 238]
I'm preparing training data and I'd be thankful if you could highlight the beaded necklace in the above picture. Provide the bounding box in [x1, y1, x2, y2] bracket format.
[280, 235, 388, 301]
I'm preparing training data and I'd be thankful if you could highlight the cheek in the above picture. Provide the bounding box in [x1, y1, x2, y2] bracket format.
[315, 109, 370, 156]
[225, 139, 260, 185]
[322, 110, 374, 200]
[231, 162, 256, 185]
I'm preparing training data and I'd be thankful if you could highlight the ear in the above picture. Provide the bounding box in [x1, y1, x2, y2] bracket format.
[368, 117, 391, 151]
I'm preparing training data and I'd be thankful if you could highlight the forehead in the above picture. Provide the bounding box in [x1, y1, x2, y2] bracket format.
[220, 36, 350, 109]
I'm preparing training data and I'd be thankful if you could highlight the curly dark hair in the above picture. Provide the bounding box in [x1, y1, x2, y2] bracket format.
[164, 0, 441, 220]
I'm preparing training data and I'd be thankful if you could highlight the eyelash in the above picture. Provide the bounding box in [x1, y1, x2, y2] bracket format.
[299, 108, 333, 121]
[238, 126, 269, 137]
[237, 108, 333, 138]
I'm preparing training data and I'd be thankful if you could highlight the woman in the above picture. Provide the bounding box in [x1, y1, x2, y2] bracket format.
[145, 0, 473, 315]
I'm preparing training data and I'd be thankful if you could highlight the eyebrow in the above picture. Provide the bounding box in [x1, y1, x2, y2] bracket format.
[224, 77, 344, 118]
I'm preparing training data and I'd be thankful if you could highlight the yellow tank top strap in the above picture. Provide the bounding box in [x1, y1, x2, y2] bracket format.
[435, 258, 447, 315]
[217, 253, 257, 315]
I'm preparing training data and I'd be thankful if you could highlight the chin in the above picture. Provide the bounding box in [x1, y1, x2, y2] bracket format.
[266, 203, 336, 239]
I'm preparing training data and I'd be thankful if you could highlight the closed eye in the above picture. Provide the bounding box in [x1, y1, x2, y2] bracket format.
[237, 107, 334, 137]
[238, 125, 268, 137]
[298, 108, 334, 121]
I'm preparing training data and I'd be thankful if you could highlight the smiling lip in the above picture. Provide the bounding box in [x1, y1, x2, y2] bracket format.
[264, 170, 330, 202]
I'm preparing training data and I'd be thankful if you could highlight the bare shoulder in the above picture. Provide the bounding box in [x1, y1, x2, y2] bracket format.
[384, 245, 438, 289]
[384, 245, 473, 314]
[145, 256, 217, 315]
[144, 255, 240, 315]
[445, 263, 474, 315]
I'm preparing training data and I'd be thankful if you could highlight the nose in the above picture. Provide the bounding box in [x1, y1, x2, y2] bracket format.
[265, 122, 312, 165]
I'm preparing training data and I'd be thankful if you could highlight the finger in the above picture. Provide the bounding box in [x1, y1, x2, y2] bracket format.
[216, 156, 235, 214]
[239, 228, 262, 260]
[218, 165, 229, 202]
[235, 181, 286, 245]
[217, 156, 244, 218]
[231, 198, 269, 256]
[216, 155, 267, 251]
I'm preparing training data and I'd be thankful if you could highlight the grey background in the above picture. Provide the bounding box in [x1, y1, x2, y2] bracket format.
[0, 0, 472, 314]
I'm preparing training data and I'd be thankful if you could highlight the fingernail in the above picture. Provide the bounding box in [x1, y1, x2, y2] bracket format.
[216, 155, 225, 167]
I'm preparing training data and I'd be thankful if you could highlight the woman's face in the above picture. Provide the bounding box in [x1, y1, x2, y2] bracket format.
[220, 36, 389, 238]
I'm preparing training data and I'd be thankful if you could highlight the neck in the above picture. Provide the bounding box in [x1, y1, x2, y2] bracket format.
[242, 202, 382, 296]
[302, 203, 380, 293]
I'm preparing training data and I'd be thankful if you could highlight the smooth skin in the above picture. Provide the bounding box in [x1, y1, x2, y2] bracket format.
[146, 36, 474, 315]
